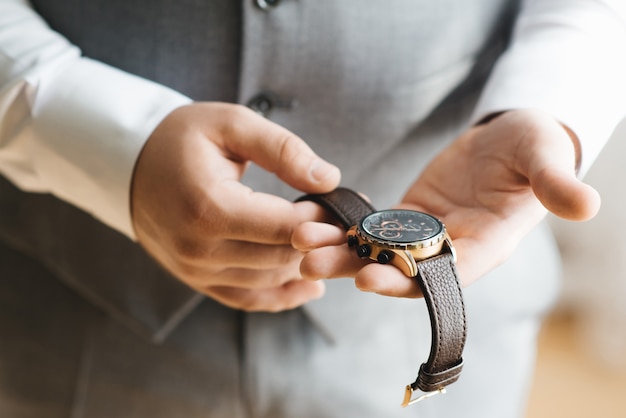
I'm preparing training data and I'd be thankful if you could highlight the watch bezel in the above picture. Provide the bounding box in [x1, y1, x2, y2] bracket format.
[357, 209, 446, 250]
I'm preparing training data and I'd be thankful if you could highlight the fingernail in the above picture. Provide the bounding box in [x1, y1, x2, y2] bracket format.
[310, 160, 339, 183]
[313, 281, 326, 298]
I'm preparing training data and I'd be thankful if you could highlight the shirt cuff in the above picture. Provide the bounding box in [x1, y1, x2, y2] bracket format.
[28, 57, 192, 239]
[471, 0, 626, 177]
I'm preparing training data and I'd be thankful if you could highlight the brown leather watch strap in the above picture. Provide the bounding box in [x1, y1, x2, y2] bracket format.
[413, 253, 466, 392]
[297, 187, 467, 401]
[296, 187, 376, 229]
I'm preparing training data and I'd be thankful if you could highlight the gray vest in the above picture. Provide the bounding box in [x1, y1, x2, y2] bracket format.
[0, 0, 519, 341]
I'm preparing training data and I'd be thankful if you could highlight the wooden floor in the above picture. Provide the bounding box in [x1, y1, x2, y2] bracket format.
[526, 311, 626, 418]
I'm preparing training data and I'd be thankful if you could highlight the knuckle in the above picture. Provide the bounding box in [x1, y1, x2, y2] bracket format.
[270, 245, 301, 268]
[179, 194, 212, 225]
[266, 223, 295, 245]
[282, 249, 302, 267]
[264, 304, 287, 313]
[219, 103, 256, 133]
[267, 272, 291, 289]
[227, 102, 255, 118]
[236, 294, 265, 312]
[170, 235, 207, 261]
[276, 131, 308, 170]
[247, 270, 290, 290]
[203, 285, 260, 312]
[177, 194, 229, 237]
[172, 261, 203, 284]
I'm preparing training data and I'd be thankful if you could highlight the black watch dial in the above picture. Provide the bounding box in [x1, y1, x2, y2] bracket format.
[360, 209, 443, 244]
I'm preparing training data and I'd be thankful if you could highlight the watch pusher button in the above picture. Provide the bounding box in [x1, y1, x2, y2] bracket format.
[357, 244, 371, 258]
[377, 250, 394, 264]
[347, 235, 359, 248]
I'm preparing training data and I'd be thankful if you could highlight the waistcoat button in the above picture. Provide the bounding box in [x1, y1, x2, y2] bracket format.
[255, 0, 281, 11]
[247, 92, 275, 116]
[246, 91, 297, 117]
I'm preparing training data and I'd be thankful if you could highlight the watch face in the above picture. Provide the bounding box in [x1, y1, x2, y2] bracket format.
[360, 210, 443, 244]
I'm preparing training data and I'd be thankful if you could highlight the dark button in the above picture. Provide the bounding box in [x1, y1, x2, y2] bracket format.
[255, 0, 281, 11]
[246, 91, 297, 117]
[247, 92, 275, 116]
[377, 250, 394, 264]
[357, 244, 372, 258]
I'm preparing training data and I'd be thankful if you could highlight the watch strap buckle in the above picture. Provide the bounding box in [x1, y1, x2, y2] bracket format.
[401, 385, 446, 407]
[401, 360, 463, 407]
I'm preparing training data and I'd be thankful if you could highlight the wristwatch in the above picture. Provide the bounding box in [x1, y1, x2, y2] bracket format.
[297, 187, 467, 407]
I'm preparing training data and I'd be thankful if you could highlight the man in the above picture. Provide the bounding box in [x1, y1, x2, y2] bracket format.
[1, 0, 625, 417]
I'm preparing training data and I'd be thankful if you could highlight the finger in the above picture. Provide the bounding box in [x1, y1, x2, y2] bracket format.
[204, 280, 326, 312]
[354, 263, 424, 298]
[220, 105, 341, 193]
[149, 230, 305, 273]
[299, 245, 369, 280]
[291, 221, 347, 251]
[185, 260, 303, 290]
[205, 192, 332, 244]
[176, 241, 302, 269]
[511, 111, 601, 221]
[531, 168, 601, 221]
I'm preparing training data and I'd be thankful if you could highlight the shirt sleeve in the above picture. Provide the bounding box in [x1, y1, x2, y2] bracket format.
[0, 0, 192, 239]
[472, 0, 626, 177]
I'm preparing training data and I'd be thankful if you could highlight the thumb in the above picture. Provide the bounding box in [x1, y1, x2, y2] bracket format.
[524, 114, 601, 221]
[220, 105, 341, 193]
[532, 168, 600, 221]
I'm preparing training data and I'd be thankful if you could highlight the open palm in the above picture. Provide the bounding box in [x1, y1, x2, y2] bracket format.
[294, 109, 600, 297]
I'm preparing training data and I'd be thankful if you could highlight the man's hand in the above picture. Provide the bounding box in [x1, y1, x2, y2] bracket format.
[131, 102, 341, 311]
[293, 109, 600, 297]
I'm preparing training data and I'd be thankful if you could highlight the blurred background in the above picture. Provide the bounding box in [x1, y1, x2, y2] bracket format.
[526, 118, 626, 417]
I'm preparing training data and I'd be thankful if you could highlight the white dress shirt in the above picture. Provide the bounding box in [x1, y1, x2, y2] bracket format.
[0, 0, 625, 239]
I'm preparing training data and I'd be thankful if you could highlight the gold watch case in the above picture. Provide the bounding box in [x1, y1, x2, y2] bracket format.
[347, 209, 456, 277]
